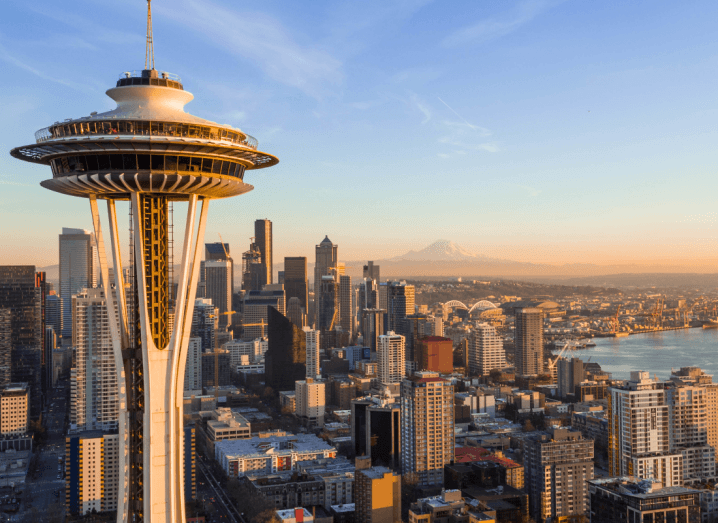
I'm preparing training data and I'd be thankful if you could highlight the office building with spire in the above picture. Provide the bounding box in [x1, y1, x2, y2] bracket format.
[314, 236, 338, 327]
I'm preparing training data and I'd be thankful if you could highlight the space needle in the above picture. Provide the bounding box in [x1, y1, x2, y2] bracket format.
[10, 2, 278, 521]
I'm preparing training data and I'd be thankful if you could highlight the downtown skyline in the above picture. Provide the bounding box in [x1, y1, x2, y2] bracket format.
[3, 0, 718, 270]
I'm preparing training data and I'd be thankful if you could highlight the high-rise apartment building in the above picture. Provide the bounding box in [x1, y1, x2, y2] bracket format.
[70, 288, 118, 433]
[0, 383, 29, 436]
[59, 228, 97, 340]
[515, 308, 544, 376]
[204, 260, 233, 330]
[255, 219, 273, 286]
[314, 236, 338, 327]
[184, 338, 202, 392]
[65, 432, 120, 516]
[524, 428, 594, 521]
[0, 266, 43, 415]
[201, 351, 231, 388]
[304, 328, 321, 379]
[608, 371, 683, 487]
[468, 323, 505, 376]
[284, 257, 308, 312]
[414, 336, 453, 374]
[295, 378, 325, 428]
[191, 298, 218, 352]
[339, 275, 353, 341]
[243, 287, 285, 340]
[387, 281, 415, 333]
[400, 371, 454, 486]
[378, 332, 405, 386]
[665, 383, 716, 481]
[354, 466, 401, 523]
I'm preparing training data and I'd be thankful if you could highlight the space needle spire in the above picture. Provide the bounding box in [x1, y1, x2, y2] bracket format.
[145, 0, 155, 70]
[11, 3, 278, 522]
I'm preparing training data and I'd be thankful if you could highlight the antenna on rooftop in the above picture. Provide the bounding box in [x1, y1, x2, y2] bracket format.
[145, 0, 155, 70]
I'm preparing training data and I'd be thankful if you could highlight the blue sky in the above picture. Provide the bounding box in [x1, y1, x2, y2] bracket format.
[2, 0, 718, 269]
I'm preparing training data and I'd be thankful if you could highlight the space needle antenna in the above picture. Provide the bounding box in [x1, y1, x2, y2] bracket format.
[145, 0, 155, 70]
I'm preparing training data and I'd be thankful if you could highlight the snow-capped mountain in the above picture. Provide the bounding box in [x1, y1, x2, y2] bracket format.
[391, 240, 482, 261]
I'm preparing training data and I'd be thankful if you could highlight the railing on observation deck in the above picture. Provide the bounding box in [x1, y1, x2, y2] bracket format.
[34, 120, 258, 150]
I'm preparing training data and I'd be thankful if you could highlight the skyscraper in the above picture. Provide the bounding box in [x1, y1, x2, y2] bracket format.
[255, 219, 273, 286]
[351, 397, 401, 469]
[59, 228, 97, 340]
[524, 428, 594, 521]
[362, 261, 380, 281]
[339, 274, 353, 341]
[286, 297, 306, 328]
[0, 310, 10, 391]
[0, 266, 43, 415]
[191, 298, 218, 352]
[304, 327, 320, 379]
[265, 307, 307, 391]
[468, 323, 506, 376]
[70, 288, 119, 433]
[387, 281, 415, 333]
[314, 236, 338, 327]
[558, 357, 585, 399]
[378, 332, 405, 386]
[204, 260, 232, 330]
[362, 308, 386, 353]
[608, 371, 682, 487]
[284, 257, 308, 312]
[515, 308, 544, 376]
[401, 371, 455, 486]
[205, 242, 233, 294]
[318, 275, 339, 346]
[243, 287, 285, 340]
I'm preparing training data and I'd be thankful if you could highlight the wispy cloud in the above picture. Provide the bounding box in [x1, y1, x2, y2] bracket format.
[157, 0, 342, 99]
[0, 41, 91, 92]
[410, 93, 432, 123]
[435, 98, 498, 157]
[515, 184, 542, 197]
[441, 0, 564, 48]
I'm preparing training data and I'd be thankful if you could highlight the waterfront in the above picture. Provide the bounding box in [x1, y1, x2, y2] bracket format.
[580, 327, 718, 380]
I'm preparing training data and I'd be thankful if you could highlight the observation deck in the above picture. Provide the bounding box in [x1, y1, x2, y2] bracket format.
[10, 69, 278, 200]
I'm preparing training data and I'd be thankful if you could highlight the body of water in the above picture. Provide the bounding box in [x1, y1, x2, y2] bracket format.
[575, 328, 718, 380]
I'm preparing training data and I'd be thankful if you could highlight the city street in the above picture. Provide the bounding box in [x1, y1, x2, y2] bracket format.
[7, 382, 68, 523]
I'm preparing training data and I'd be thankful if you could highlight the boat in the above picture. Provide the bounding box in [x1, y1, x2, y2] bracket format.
[703, 320, 718, 330]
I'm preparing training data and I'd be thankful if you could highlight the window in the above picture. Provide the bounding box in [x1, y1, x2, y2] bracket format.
[178, 156, 190, 171]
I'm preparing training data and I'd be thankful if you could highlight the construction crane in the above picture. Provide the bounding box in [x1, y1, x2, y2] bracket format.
[242, 319, 268, 338]
[547, 341, 571, 383]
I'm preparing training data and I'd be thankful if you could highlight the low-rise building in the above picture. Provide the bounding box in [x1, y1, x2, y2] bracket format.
[354, 466, 401, 523]
[0, 383, 29, 436]
[215, 433, 337, 478]
[202, 408, 251, 454]
[588, 477, 700, 523]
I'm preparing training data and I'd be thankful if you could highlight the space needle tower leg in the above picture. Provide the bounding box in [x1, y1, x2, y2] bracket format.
[130, 192, 207, 523]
